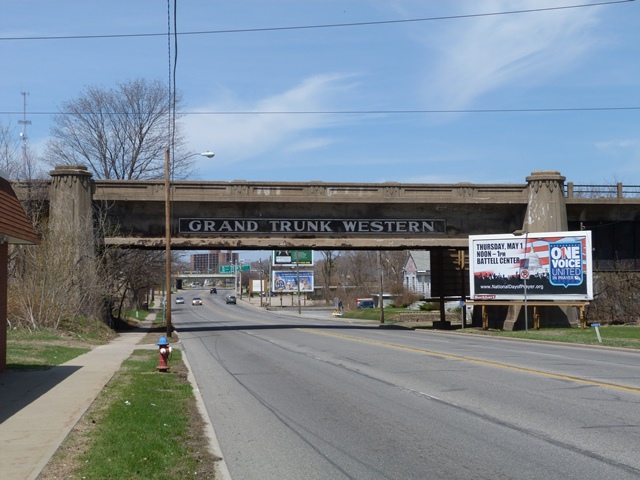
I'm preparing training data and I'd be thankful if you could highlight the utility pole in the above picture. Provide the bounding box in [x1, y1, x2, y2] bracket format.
[164, 147, 172, 338]
[378, 251, 385, 324]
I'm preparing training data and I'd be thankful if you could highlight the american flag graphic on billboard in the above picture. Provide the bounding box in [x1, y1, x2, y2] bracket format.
[518, 236, 588, 273]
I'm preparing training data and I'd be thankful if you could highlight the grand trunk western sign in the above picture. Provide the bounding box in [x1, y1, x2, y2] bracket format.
[179, 218, 446, 235]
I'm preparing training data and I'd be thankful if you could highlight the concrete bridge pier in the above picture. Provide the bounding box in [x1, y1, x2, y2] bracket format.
[49, 165, 97, 305]
[503, 170, 577, 330]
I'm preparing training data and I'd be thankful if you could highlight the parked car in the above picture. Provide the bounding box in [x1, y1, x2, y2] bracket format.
[225, 295, 237, 305]
[356, 299, 375, 309]
[175, 296, 184, 304]
[192, 297, 203, 306]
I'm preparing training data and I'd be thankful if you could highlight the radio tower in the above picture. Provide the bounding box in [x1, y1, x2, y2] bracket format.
[18, 91, 32, 170]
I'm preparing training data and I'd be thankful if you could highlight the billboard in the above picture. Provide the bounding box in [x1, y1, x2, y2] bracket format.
[273, 250, 314, 266]
[469, 231, 592, 301]
[272, 270, 314, 293]
[251, 279, 266, 293]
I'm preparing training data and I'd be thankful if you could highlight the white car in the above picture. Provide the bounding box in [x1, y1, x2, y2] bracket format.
[175, 296, 184, 304]
[192, 297, 203, 306]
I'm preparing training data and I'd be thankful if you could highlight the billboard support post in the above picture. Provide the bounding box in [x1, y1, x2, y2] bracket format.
[513, 229, 530, 332]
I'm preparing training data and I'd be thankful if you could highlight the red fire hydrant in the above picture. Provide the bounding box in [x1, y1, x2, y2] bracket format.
[156, 336, 172, 372]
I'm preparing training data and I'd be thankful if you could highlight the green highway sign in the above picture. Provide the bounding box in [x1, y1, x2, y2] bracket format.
[219, 265, 251, 273]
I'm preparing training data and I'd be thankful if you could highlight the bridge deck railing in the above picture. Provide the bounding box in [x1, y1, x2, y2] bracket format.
[566, 182, 640, 199]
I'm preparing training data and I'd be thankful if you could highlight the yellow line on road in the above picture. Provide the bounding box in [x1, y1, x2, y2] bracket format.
[303, 329, 640, 395]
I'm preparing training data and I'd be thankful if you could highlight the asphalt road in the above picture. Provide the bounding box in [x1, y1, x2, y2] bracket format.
[173, 290, 640, 480]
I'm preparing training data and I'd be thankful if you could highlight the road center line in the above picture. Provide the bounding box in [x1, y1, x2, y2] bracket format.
[301, 329, 640, 395]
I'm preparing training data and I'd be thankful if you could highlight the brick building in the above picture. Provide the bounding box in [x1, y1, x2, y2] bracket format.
[0, 173, 39, 372]
[189, 250, 238, 274]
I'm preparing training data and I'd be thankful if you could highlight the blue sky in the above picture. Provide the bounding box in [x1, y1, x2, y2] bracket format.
[1, 0, 639, 187]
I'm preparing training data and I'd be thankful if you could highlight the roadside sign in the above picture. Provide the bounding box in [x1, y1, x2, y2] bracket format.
[469, 231, 592, 301]
[219, 265, 250, 273]
[273, 250, 314, 266]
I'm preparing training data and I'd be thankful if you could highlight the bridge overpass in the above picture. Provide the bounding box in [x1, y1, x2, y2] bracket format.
[32, 166, 639, 270]
[12, 166, 640, 330]
[176, 272, 235, 286]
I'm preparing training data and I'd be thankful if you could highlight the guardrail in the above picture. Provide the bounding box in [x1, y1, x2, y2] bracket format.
[565, 182, 640, 199]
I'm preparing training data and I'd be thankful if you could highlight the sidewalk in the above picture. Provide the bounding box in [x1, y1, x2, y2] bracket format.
[0, 324, 151, 480]
[0, 300, 335, 479]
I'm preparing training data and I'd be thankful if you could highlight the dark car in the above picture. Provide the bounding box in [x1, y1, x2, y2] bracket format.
[210, 287, 217, 294]
[225, 295, 237, 305]
[356, 299, 375, 309]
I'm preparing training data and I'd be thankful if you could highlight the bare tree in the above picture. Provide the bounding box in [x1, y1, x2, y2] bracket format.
[317, 250, 340, 304]
[0, 120, 44, 181]
[380, 250, 406, 292]
[587, 263, 640, 325]
[0, 120, 20, 178]
[100, 247, 165, 321]
[43, 78, 193, 180]
[326, 250, 409, 309]
[567, 183, 640, 324]
[8, 214, 105, 330]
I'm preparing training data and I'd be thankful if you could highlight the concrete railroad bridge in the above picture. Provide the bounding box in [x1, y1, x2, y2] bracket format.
[30, 166, 640, 268]
[13, 166, 640, 329]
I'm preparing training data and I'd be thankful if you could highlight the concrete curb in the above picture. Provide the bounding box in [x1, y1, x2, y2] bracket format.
[181, 348, 232, 480]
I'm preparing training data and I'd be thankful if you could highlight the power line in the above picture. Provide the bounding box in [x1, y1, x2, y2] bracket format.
[0, 1, 633, 41]
[178, 106, 640, 114]
[1, 106, 639, 116]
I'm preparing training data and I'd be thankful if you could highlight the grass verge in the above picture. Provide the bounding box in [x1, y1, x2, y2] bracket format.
[38, 347, 218, 479]
[340, 310, 640, 349]
[341, 307, 410, 322]
[6, 318, 115, 370]
[460, 325, 640, 349]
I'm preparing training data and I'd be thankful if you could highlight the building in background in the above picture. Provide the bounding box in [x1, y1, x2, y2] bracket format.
[189, 250, 238, 274]
[403, 251, 431, 298]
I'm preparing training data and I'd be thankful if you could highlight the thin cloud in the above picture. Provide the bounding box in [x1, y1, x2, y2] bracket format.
[187, 74, 359, 168]
[421, 0, 602, 109]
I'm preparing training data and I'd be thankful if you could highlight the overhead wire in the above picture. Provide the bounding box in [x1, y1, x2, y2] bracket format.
[0, 1, 633, 41]
[0, 0, 634, 117]
[1, 106, 639, 116]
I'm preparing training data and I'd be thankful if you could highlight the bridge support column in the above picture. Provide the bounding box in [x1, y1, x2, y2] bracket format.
[504, 170, 577, 330]
[49, 165, 97, 312]
[49, 164, 94, 253]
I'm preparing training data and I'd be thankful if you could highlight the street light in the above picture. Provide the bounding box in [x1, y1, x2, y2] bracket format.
[238, 259, 246, 299]
[295, 251, 301, 315]
[377, 251, 384, 324]
[165, 149, 215, 338]
[258, 259, 264, 307]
